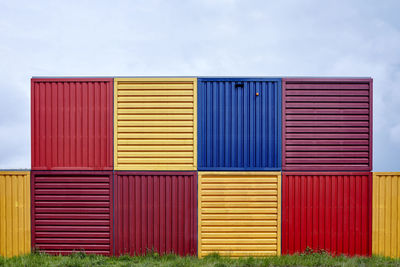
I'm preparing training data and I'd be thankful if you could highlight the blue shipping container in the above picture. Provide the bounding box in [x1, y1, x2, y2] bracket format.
[198, 78, 282, 170]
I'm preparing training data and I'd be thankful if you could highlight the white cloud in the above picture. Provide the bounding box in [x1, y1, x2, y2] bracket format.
[390, 124, 400, 146]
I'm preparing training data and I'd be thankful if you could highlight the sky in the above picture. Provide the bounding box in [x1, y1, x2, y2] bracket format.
[0, 0, 399, 171]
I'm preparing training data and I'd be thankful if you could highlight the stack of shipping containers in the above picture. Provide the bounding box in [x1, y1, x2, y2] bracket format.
[281, 78, 373, 256]
[113, 78, 198, 256]
[197, 78, 282, 257]
[2, 75, 400, 259]
[30, 78, 114, 255]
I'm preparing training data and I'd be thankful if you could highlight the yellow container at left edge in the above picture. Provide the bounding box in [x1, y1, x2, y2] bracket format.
[0, 171, 30, 257]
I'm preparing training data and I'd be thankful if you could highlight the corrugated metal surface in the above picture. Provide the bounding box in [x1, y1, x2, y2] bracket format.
[114, 172, 197, 256]
[373, 172, 400, 258]
[198, 172, 281, 257]
[114, 78, 197, 170]
[0, 171, 30, 257]
[282, 172, 372, 256]
[282, 78, 372, 171]
[198, 78, 281, 170]
[31, 171, 113, 255]
[31, 78, 113, 170]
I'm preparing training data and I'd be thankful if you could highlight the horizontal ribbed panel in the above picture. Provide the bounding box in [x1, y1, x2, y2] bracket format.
[115, 172, 197, 256]
[31, 78, 113, 170]
[282, 78, 372, 171]
[373, 172, 400, 258]
[198, 78, 281, 170]
[31, 171, 113, 255]
[282, 172, 372, 256]
[0, 171, 30, 257]
[114, 78, 197, 170]
[198, 172, 281, 257]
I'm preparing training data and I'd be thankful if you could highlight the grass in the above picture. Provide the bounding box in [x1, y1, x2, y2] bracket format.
[1, 251, 400, 267]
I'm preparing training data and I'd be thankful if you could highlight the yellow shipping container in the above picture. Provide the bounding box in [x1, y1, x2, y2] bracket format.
[373, 172, 400, 258]
[198, 172, 281, 258]
[114, 78, 197, 170]
[0, 171, 30, 257]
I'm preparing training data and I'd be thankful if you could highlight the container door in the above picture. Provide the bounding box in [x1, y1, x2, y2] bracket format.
[114, 172, 197, 256]
[114, 78, 197, 171]
[282, 172, 372, 256]
[282, 78, 372, 171]
[198, 78, 281, 170]
[31, 78, 114, 171]
[198, 171, 281, 257]
[31, 171, 113, 256]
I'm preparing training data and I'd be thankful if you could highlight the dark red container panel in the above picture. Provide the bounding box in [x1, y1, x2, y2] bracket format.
[282, 78, 372, 171]
[115, 172, 197, 256]
[31, 171, 113, 255]
[31, 78, 113, 170]
[282, 172, 372, 256]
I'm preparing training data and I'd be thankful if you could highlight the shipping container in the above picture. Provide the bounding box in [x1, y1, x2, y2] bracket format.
[282, 78, 372, 171]
[198, 172, 281, 257]
[31, 78, 113, 170]
[114, 78, 197, 171]
[0, 171, 30, 257]
[198, 78, 282, 170]
[372, 172, 400, 258]
[114, 171, 197, 256]
[282, 172, 372, 256]
[31, 171, 113, 255]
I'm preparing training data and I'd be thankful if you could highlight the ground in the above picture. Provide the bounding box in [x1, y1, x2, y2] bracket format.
[1, 251, 400, 267]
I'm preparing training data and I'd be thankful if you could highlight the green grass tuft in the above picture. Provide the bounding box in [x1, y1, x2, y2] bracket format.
[0, 251, 400, 267]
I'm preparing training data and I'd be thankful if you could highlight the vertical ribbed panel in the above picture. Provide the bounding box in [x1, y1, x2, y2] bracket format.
[282, 172, 372, 256]
[373, 172, 400, 258]
[31, 171, 113, 255]
[114, 78, 197, 170]
[31, 78, 113, 170]
[198, 78, 282, 170]
[114, 172, 197, 256]
[198, 172, 281, 257]
[282, 78, 372, 171]
[0, 171, 30, 257]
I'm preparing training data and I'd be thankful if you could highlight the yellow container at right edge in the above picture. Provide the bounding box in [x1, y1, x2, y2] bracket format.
[373, 172, 400, 258]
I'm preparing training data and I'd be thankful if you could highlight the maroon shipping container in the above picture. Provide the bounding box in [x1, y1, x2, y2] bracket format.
[282, 78, 372, 171]
[282, 172, 372, 256]
[115, 172, 197, 256]
[31, 78, 113, 170]
[31, 171, 113, 255]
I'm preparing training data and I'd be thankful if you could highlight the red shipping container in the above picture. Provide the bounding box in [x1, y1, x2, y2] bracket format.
[282, 172, 372, 256]
[282, 78, 372, 171]
[115, 172, 197, 256]
[31, 171, 113, 255]
[31, 78, 113, 170]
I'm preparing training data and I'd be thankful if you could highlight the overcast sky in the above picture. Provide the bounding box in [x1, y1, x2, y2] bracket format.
[0, 0, 399, 170]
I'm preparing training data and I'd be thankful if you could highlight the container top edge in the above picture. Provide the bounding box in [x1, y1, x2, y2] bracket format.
[115, 171, 197, 174]
[31, 170, 114, 175]
[0, 169, 30, 171]
[32, 76, 196, 79]
[283, 172, 371, 175]
[373, 172, 400, 175]
[198, 171, 282, 175]
[31, 76, 372, 79]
